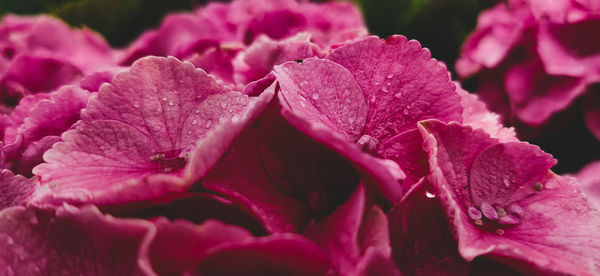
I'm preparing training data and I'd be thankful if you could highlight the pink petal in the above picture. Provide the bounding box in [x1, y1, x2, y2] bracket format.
[0, 170, 36, 209]
[456, 82, 517, 142]
[273, 58, 367, 141]
[469, 142, 556, 207]
[303, 184, 365, 275]
[0, 204, 155, 275]
[327, 35, 462, 142]
[189, 234, 329, 276]
[388, 178, 470, 275]
[455, 3, 533, 78]
[202, 103, 362, 233]
[234, 33, 316, 85]
[32, 57, 265, 206]
[537, 19, 600, 80]
[420, 120, 600, 275]
[2, 86, 89, 175]
[149, 218, 252, 275]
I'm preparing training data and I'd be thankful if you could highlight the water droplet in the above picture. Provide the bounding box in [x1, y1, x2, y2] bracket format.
[374, 81, 380, 86]
[394, 92, 402, 98]
[220, 101, 227, 108]
[161, 97, 168, 101]
[191, 120, 198, 126]
[132, 102, 140, 108]
[153, 125, 162, 131]
[495, 229, 505, 235]
[386, 73, 394, 79]
[195, 109, 201, 114]
[425, 191, 436, 198]
[168, 101, 174, 106]
[205, 120, 212, 128]
[382, 86, 388, 92]
[312, 93, 319, 100]
[403, 109, 409, 115]
[232, 114, 241, 122]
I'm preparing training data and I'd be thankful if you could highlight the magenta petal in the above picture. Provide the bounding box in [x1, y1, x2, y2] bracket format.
[537, 19, 600, 80]
[202, 103, 362, 233]
[455, 3, 532, 77]
[191, 234, 329, 276]
[32, 57, 262, 206]
[503, 52, 588, 125]
[0, 54, 82, 94]
[378, 128, 429, 190]
[469, 142, 556, 207]
[3, 86, 89, 175]
[456, 83, 517, 142]
[149, 218, 252, 275]
[234, 33, 315, 85]
[575, 160, 600, 209]
[327, 35, 462, 142]
[388, 178, 470, 275]
[274, 58, 367, 141]
[303, 184, 365, 275]
[0, 170, 36, 209]
[420, 120, 600, 275]
[0, 204, 155, 275]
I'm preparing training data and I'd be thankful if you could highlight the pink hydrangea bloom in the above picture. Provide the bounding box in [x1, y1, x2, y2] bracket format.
[272, 35, 463, 196]
[121, 0, 366, 86]
[31, 56, 272, 207]
[0, 15, 119, 105]
[420, 119, 600, 275]
[1, 86, 89, 176]
[457, 0, 600, 133]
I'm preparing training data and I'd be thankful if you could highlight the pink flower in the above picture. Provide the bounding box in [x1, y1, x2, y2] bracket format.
[121, 0, 367, 86]
[420, 119, 600, 275]
[31, 56, 272, 207]
[0, 15, 119, 105]
[457, 0, 600, 134]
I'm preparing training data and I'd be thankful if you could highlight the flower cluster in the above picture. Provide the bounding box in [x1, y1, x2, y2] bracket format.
[457, 0, 600, 138]
[1, 0, 599, 275]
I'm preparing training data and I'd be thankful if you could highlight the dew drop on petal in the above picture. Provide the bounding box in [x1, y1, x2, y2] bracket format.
[132, 102, 140, 108]
[162, 97, 168, 101]
[387, 73, 394, 79]
[312, 93, 319, 100]
[205, 120, 212, 128]
[191, 120, 198, 126]
[425, 191, 436, 198]
[382, 86, 388, 92]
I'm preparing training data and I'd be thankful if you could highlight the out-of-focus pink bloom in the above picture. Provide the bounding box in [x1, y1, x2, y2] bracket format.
[457, 0, 600, 134]
[0, 15, 119, 104]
